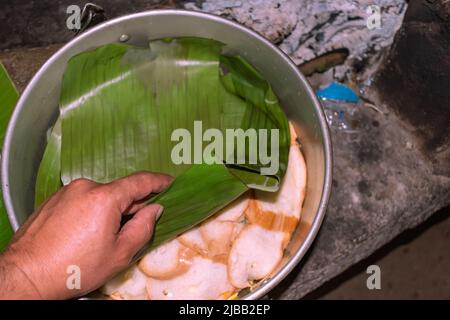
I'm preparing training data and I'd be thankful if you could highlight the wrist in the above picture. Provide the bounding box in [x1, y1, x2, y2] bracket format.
[0, 249, 42, 299]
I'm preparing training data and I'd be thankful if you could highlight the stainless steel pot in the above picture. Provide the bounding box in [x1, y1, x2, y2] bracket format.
[1, 9, 332, 299]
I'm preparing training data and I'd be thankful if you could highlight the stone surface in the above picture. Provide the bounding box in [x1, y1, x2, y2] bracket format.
[0, 0, 449, 299]
[0, 0, 406, 82]
[0, 0, 178, 49]
[0, 44, 62, 93]
[270, 102, 450, 299]
[374, 0, 450, 177]
[186, 0, 407, 81]
[313, 207, 450, 299]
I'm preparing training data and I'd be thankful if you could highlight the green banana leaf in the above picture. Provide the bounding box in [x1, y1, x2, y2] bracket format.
[219, 55, 290, 175]
[133, 162, 247, 260]
[34, 119, 62, 207]
[0, 200, 13, 252]
[35, 37, 290, 250]
[0, 62, 19, 251]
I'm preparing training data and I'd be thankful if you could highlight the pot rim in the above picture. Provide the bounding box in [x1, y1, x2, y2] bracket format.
[1, 9, 332, 300]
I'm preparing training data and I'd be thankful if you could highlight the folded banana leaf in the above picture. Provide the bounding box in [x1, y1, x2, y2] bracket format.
[35, 37, 290, 251]
[34, 118, 62, 207]
[0, 63, 18, 251]
[133, 162, 247, 260]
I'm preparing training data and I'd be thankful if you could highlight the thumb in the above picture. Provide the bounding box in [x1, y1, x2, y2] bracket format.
[116, 204, 164, 262]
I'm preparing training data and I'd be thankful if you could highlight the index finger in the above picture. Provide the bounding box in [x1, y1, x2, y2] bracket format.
[103, 171, 173, 212]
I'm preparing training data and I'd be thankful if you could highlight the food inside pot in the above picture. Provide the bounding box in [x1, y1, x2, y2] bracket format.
[102, 128, 306, 300]
[34, 37, 307, 300]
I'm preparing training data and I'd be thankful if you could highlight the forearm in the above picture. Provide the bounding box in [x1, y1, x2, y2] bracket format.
[0, 251, 41, 299]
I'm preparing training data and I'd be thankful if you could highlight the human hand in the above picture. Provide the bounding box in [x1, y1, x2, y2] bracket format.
[0, 172, 172, 299]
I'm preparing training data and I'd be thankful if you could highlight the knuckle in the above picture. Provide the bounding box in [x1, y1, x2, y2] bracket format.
[129, 171, 153, 185]
[108, 176, 131, 191]
[69, 178, 94, 188]
[120, 177, 135, 189]
[85, 187, 109, 203]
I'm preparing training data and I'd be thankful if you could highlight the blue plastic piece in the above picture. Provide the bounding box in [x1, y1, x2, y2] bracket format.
[316, 82, 359, 103]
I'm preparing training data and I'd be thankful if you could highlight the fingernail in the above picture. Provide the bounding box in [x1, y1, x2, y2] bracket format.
[156, 205, 164, 220]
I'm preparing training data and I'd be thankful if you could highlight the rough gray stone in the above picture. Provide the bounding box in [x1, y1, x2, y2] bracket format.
[374, 0, 450, 177]
[186, 0, 407, 80]
[0, 0, 178, 49]
[270, 100, 450, 298]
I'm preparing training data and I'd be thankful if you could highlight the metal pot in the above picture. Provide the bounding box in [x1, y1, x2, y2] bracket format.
[1, 9, 332, 299]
